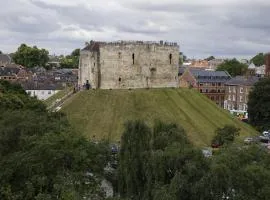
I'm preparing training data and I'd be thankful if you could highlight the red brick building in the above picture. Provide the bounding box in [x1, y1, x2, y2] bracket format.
[179, 68, 231, 107]
[265, 53, 270, 77]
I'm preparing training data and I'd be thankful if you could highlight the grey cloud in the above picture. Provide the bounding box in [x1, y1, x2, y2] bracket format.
[1, 0, 270, 58]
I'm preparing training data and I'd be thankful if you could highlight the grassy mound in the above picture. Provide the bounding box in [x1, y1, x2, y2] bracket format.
[62, 88, 257, 146]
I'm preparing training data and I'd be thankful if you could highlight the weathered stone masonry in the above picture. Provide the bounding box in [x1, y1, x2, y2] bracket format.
[79, 41, 180, 89]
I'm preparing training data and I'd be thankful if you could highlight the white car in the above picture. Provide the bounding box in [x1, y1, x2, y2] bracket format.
[262, 131, 270, 137]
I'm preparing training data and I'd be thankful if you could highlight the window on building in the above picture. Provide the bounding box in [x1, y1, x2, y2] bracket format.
[48, 91, 51, 95]
[218, 83, 221, 86]
[238, 105, 242, 111]
[118, 52, 121, 59]
[91, 68, 94, 73]
[228, 95, 231, 100]
[233, 95, 235, 101]
[169, 53, 172, 64]
[212, 83, 215, 86]
[200, 89, 202, 93]
[233, 87, 236, 93]
[119, 77, 122, 82]
[206, 89, 208, 93]
[229, 86, 231, 93]
[94, 62, 95, 67]
[243, 104, 247, 111]
[200, 83, 203, 86]
[240, 87, 243, 93]
[132, 53, 135, 65]
[240, 96, 243, 102]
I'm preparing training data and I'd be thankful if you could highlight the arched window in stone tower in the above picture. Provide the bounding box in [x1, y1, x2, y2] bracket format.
[169, 53, 172, 64]
[132, 53, 135, 65]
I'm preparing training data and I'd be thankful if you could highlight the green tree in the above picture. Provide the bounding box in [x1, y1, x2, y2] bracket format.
[179, 52, 187, 66]
[60, 49, 80, 68]
[118, 121, 209, 200]
[118, 121, 151, 199]
[13, 44, 49, 68]
[250, 53, 265, 66]
[216, 59, 248, 77]
[0, 80, 110, 200]
[211, 125, 240, 146]
[202, 145, 270, 200]
[248, 78, 270, 131]
[205, 56, 215, 61]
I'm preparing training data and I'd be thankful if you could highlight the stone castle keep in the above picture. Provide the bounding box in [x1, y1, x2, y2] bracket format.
[78, 40, 180, 89]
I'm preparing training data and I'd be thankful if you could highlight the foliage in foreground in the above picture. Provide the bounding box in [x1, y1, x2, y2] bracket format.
[211, 125, 240, 146]
[118, 121, 270, 200]
[248, 78, 270, 131]
[0, 80, 109, 200]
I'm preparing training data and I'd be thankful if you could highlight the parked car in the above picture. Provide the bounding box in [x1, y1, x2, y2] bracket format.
[262, 130, 270, 137]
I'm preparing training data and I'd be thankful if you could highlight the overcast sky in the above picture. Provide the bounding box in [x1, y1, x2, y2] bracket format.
[1, 0, 270, 58]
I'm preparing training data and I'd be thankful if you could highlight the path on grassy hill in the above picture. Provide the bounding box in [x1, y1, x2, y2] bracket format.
[47, 90, 75, 112]
[62, 88, 257, 146]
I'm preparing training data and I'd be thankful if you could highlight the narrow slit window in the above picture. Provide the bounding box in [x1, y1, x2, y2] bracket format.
[132, 53, 135, 65]
[169, 53, 172, 64]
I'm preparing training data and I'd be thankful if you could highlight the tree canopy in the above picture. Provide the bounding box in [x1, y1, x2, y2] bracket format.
[211, 125, 240, 146]
[250, 53, 265, 66]
[117, 121, 270, 200]
[216, 58, 248, 77]
[205, 56, 215, 61]
[0, 80, 110, 200]
[60, 49, 80, 68]
[13, 44, 49, 68]
[248, 78, 270, 131]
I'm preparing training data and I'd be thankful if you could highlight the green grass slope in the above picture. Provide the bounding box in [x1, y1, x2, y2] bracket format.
[62, 88, 257, 146]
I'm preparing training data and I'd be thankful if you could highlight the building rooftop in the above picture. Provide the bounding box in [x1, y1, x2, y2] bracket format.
[20, 81, 64, 90]
[248, 63, 256, 69]
[189, 68, 231, 83]
[0, 66, 20, 76]
[225, 76, 260, 86]
[0, 54, 11, 64]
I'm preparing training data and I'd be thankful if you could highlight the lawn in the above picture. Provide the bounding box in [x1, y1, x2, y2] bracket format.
[44, 87, 72, 107]
[62, 88, 257, 147]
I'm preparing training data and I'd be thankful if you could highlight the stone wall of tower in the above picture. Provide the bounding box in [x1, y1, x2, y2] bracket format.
[79, 50, 99, 88]
[79, 41, 179, 89]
